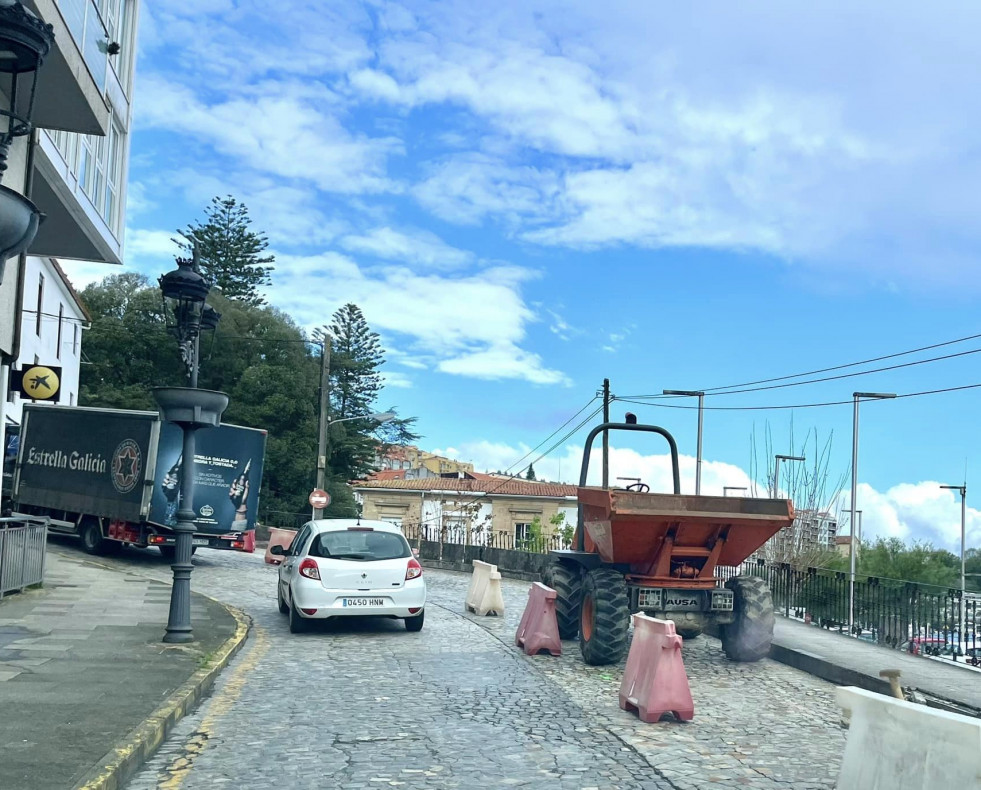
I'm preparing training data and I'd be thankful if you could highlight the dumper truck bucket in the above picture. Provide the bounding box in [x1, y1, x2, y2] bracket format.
[571, 420, 794, 583]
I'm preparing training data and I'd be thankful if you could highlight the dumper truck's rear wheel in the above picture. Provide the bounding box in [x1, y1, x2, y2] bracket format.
[542, 561, 583, 639]
[677, 628, 702, 640]
[721, 575, 774, 662]
[579, 568, 630, 665]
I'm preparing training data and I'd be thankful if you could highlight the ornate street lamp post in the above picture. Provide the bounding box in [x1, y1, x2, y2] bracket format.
[154, 251, 226, 644]
[0, 1, 54, 284]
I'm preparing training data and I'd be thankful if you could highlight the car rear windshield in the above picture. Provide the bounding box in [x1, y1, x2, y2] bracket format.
[308, 529, 411, 561]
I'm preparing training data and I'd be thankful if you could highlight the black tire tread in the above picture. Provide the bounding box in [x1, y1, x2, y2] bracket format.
[721, 575, 775, 662]
[405, 610, 425, 632]
[543, 562, 583, 639]
[289, 593, 309, 634]
[579, 567, 630, 666]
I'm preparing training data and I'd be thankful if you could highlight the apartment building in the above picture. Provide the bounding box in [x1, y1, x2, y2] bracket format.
[0, 0, 140, 474]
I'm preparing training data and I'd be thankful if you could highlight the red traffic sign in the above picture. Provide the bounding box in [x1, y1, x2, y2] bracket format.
[309, 488, 331, 509]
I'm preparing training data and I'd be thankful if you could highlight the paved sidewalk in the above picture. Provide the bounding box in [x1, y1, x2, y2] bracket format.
[771, 617, 981, 714]
[0, 547, 239, 790]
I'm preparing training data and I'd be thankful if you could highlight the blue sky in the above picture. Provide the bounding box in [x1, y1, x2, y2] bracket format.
[69, 1, 981, 552]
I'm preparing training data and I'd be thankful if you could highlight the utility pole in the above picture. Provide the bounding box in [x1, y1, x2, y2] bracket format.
[940, 483, 967, 639]
[602, 378, 611, 489]
[314, 335, 331, 520]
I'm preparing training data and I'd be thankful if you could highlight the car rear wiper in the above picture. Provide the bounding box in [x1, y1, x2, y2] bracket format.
[330, 553, 369, 560]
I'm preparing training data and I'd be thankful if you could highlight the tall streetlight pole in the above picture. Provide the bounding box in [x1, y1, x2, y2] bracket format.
[849, 392, 896, 636]
[313, 410, 397, 520]
[773, 454, 805, 499]
[154, 250, 226, 644]
[940, 483, 967, 638]
[663, 389, 705, 494]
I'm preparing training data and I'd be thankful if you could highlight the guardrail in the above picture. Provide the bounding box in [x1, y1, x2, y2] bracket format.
[0, 515, 49, 600]
[718, 559, 980, 663]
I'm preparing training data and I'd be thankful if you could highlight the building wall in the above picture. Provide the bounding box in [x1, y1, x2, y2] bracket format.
[6, 259, 86, 422]
[357, 488, 577, 540]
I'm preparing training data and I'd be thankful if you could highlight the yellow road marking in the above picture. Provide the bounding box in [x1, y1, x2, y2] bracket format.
[157, 624, 271, 790]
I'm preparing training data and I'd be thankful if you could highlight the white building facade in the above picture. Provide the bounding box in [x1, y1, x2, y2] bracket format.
[0, 0, 140, 478]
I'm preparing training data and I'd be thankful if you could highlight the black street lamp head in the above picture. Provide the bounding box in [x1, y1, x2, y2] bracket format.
[159, 256, 210, 343]
[200, 302, 221, 332]
[0, 2, 54, 182]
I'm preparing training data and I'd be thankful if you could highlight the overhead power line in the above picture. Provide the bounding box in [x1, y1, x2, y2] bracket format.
[620, 329, 981, 399]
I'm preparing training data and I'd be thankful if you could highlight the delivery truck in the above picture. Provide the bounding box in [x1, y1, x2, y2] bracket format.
[1, 404, 266, 558]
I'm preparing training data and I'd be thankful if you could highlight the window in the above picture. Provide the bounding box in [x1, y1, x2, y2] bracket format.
[104, 120, 121, 228]
[73, 324, 79, 355]
[35, 274, 44, 336]
[56, 304, 63, 359]
[515, 523, 532, 542]
[69, 393, 75, 406]
[289, 524, 313, 557]
[308, 529, 410, 561]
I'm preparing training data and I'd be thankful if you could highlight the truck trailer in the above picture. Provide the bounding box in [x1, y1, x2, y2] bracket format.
[2, 404, 266, 558]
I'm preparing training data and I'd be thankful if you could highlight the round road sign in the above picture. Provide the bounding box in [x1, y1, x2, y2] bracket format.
[309, 488, 330, 509]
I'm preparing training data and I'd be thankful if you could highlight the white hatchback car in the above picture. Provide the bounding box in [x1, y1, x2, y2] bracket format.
[272, 519, 426, 634]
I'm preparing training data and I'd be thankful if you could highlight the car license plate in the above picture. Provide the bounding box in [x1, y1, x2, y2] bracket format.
[192, 538, 209, 546]
[342, 598, 384, 607]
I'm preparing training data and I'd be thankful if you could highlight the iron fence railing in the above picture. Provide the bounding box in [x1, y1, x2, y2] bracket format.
[402, 523, 571, 554]
[717, 559, 980, 663]
[0, 516, 49, 599]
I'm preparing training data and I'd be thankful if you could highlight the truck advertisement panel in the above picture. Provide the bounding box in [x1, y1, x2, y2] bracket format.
[148, 422, 266, 535]
[14, 406, 157, 522]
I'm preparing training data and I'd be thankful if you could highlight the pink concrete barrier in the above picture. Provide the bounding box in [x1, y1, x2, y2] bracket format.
[264, 527, 297, 565]
[619, 614, 694, 723]
[515, 582, 562, 656]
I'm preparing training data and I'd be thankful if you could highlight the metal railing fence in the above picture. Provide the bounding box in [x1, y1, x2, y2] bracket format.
[0, 516, 49, 599]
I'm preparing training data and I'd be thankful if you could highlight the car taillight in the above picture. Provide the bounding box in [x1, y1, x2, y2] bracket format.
[406, 557, 423, 580]
[299, 558, 321, 580]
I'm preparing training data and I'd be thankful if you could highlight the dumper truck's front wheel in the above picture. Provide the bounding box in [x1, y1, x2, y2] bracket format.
[721, 576, 775, 662]
[579, 568, 630, 665]
[542, 561, 582, 639]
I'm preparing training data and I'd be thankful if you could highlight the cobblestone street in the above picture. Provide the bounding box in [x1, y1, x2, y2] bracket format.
[88, 544, 845, 789]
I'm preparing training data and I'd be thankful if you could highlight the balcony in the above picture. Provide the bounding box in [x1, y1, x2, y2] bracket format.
[21, 0, 111, 136]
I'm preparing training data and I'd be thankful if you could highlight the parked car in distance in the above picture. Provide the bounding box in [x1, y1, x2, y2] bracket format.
[272, 519, 426, 635]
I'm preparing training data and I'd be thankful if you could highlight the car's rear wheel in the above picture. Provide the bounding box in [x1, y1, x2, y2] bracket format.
[277, 583, 289, 614]
[405, 610, 425, 632]
[289, 593, 309, 634]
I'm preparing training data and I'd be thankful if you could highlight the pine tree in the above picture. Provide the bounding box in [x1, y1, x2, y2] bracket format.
[179, 196, 274, 306]
[327, 304, 383, 420]
[526, 463, 537, 481]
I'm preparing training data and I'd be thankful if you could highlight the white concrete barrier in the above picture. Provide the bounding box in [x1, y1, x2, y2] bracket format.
[836, 686, 981, 789]
[465, 559, 505, 616]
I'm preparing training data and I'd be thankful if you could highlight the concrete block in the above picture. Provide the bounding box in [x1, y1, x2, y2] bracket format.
[836, 686, 981, 789]
[465, 560, 505, 617]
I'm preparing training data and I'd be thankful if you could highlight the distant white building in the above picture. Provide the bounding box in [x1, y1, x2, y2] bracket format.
[6, 259, 89, 423]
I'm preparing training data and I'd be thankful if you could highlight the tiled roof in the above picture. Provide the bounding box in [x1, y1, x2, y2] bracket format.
[353, 477, 578, 498]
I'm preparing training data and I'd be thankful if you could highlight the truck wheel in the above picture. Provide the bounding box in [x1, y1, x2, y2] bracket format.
[542, 561, 583, 639]
[579, 567, 630, 666]
[677, 628, 702, 640]
[721, 575, 775, 662]
[80, 520, 107, 555]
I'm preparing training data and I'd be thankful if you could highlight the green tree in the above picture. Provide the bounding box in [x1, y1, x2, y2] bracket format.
[526, 463, 537, 481]
[180, 196, 274, 306]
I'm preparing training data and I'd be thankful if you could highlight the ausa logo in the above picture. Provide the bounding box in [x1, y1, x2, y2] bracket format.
[111, 440, 142, 494]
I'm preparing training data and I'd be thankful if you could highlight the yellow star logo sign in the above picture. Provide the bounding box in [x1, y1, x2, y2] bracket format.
[19, 365, 60, 400]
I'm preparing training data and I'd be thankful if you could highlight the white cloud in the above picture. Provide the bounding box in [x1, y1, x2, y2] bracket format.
[340, 227, 473, 269]
[137, 78, 400, 195]
[126, 229, 181, 260]
[381, 370, 413, 389]
[270, 254, 566, 385]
